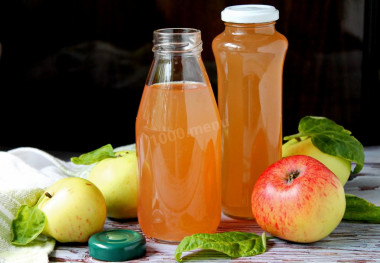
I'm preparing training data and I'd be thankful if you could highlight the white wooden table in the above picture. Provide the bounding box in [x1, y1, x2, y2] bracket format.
[50, 146, 380, 262]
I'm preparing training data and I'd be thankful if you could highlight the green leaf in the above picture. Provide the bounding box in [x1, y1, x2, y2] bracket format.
[343, 194, 380, 223]
[11, 204, 47, 245]
[71, 144, 116, 165]
[283, 116, 364, 173]
[174, 231, 267, 262]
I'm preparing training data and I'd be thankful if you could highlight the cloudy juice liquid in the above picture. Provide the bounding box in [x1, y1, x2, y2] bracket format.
[136, 81, 221, 242]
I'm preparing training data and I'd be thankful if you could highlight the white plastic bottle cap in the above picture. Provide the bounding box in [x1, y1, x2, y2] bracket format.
[221, 5, 279, 23]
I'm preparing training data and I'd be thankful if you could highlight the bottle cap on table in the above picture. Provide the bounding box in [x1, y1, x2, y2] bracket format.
[221, 5, 279, 23]
[89, 229, 146, 261]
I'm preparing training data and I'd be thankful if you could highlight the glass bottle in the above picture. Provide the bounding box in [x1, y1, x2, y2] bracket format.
[212, 5, 288, 219]
[136, 28, 221, 242]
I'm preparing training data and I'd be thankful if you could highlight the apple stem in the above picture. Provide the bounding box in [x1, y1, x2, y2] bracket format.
[116, 152, 129, 158]
[287, 170, 300, 184]
[45, 192, 53, 198]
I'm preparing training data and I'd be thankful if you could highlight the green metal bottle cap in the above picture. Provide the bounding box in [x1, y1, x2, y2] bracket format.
[89, 229, 146, 261]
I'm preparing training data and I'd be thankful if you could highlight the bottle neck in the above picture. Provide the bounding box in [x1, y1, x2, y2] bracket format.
[147, 28, 207, 86]
[152, 28, 203, 55]
[153, 52, 202, 58]
[224, 21, 276, 35]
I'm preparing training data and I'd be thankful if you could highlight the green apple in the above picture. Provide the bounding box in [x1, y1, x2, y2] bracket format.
[282, 137, 351, 185]
[38, 177, 107, 243]
[88, 150, 138, 219]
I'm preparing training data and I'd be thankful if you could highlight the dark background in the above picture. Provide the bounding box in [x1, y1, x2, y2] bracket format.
[0, 0, 379, 153]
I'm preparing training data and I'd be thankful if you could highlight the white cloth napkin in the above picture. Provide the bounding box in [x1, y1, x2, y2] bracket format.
[0, 145, 135, 263]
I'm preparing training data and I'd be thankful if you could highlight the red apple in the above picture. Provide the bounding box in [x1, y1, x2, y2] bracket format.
[251, 155, 346, 243]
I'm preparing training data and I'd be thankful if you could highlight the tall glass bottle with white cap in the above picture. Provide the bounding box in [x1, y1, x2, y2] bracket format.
[212, 5, 288, 219]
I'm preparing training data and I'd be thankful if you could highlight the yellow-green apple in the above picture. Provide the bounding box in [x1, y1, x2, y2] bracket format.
[251, 155, 346, 243]
[282, 137, 351, 185]
[38, 177, 107, 243]
[88, 151, 138, 219]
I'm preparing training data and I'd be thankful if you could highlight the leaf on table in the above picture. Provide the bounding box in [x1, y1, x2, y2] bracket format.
[11, 204, 47, 245]
[174, 231, 267, 262]
[343, 194, 380, 223]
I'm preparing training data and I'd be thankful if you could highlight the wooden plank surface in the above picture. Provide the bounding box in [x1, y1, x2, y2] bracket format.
[50, 147, 380, 262]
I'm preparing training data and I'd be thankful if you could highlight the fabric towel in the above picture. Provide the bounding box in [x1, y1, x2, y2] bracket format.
[0, 145, 135, 263]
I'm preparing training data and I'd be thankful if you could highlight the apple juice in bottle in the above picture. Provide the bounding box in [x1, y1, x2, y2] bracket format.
[136, 28, 221, 242]
[212, 5, 288, 219]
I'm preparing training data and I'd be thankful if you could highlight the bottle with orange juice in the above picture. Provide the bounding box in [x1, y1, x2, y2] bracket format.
[212, 5, 288, 219]
[136, 28, 221, 242]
